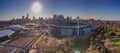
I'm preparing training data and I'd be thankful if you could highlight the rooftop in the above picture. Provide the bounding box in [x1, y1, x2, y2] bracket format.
[0, 30, 15, 37]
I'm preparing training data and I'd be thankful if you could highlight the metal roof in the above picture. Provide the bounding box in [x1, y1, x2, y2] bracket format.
[0, 30, 15, 37]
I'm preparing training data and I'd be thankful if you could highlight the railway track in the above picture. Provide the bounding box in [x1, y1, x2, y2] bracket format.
[12, 33, 42, 53]
[0, 29, 44, 53]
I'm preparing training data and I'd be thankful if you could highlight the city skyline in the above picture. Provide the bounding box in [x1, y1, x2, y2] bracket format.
[0, 0, 120, 21]
[0, 0, 120, 53]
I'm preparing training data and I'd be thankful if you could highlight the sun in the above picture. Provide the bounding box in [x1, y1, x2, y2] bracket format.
[31, 2, 42, 13]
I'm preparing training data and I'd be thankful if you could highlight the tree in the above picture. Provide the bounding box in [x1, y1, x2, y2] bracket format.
[109, 32, 116, 37]
[56, 50, 63, 53]
[104, 38, 113, 49]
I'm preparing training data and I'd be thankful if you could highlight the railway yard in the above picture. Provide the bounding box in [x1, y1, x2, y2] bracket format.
[0, 28, 43, 53]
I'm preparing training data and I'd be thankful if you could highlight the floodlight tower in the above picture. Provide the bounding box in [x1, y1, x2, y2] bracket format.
[77, 17, 80, 36]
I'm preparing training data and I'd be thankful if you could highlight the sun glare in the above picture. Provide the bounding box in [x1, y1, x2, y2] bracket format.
[31, 2, 42, 13]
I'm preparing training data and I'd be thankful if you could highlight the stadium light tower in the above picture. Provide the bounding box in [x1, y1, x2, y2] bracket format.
[77, 17, 80, 36]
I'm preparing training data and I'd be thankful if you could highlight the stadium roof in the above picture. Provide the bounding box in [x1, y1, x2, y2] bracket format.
[5, 25, 26, 31]
[0, 30, 15, 37]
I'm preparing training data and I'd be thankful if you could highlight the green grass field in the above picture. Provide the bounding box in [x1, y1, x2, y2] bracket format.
[113, 38, 120, 46]
[74, 40, 89, 53]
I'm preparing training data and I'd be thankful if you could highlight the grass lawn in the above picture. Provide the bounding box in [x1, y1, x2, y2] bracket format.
[53, 35, 74, 39]
[115, 32, 120, 35]
[113, 38, 120, 46]
[112, 38, 120, 53]
[53, 35, 68, 39]
[74, 40, 89, 53]
[53, 35, 89, 53]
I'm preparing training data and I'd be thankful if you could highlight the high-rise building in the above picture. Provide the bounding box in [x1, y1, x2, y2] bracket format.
[58, 15, 64, 22]
[33, 16, 35, 20]
[53, 14, 58, 21]
[22, 16, 25, 19]
[58, 15, 64, 19]
[26, 13, 29, 19]
[66, 16, 72, 22]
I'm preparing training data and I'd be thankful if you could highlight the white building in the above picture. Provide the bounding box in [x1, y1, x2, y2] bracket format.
[0, 30, 15, 41]
[75, 51, 81, 53]
[5, 25, 26, 31]
[25, 23, 38, 29]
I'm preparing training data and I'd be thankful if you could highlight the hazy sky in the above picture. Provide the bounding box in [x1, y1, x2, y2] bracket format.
[0, 0, 120, 20]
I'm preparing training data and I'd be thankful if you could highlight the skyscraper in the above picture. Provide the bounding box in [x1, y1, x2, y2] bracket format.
[53, 14, 57, 21]
[26, 13, 29, 19]
[58, 15, 64, 22]
[22, 16, 25, 19]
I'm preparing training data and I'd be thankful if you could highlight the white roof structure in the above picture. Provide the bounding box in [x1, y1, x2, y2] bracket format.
[5, 25, 26, 31]
[0, 30, 15, 37]
[75, 51, 81, 53]
[26, 23, 40, 27]
[26, 23, 36, 25]
[25, 23, 38, 29]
